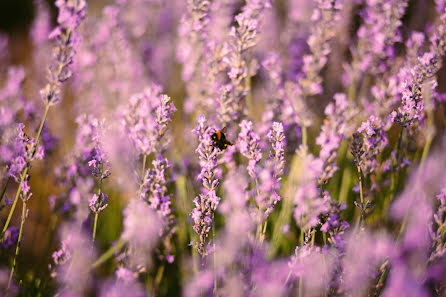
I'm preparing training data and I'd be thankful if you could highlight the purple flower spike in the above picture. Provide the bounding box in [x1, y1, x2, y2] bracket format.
[429, 186, 446, 262]
[140, 154, 175, 261]
[1, 226, 19, 249]
[191, 115, 220, 256]
[293, 148, 330, 231]
[353, 115, 388, 175]
[218, 0, 270, 124]
[122, 85, 176, 156]
[317, 93, 356, 184]
[395, 5, 446, 127]
[252, 122, 286, 219]
[88, 193, 108, 214]
[8, 123, 44, 182]
[238, 120, 262, 178]
[267, 122, 285, 177]
[40, 0, 87, 105]
[297, 0, 342, 97]
[122, 199, 162, 268]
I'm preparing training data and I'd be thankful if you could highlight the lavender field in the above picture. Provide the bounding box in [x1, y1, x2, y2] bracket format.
[1, 0, 446, 296]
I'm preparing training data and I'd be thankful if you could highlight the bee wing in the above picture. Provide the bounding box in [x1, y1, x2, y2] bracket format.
[221, 126, 227, 133]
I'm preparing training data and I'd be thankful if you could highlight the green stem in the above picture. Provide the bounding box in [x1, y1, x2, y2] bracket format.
[310, 230, 315, 248]
[389, 127, 404, 198]
[91, 239, 125, 269]
[92, 168, 103, 242]
[302, 127, 308, 149]
[397, 117, 434, 240]
[357, 165, 365, 227]
[137, 154, 148, 199]
[260, 220, 268, 244]
[420, 136, 433, 166]
[271, 154, 300, 255]
[298, 230, 304, 297]
[212, 213, 218, 296]
[347, 80, 357, 102]
[153, 264, 165, 296]
[1, 168, 28, 242]
[92, 213, 99, 242]
[0, 177, 10, 203]
[374, 260, 389, 296]
[8, 200, 27, 289]
[1, 103, 50, 240]
[322, 233, 328, 297]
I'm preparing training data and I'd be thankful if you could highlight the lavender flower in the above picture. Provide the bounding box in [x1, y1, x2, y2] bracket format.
[1, 227, 19, 249]
[0, 268, 17, 297]
[343, 231, 395, 296]
[140, 155, 175, 261]
[51, 114, 101, 222]
[253, 122, 285, 219]
[40, 0, 86, 105]
[177, 0, 210, 83]
[287, 245, 334, 296]
[218, 0, 270, 124]
[260, 53, 289, 131]
[297, 0, 342, 96]
[187, 166, 290, 297]
[121, 85, 176, 156]
[122, 199, 161, 268]
[176, 0, 213, 116]
[3, 1, 446, 296]
[88, 193, 108, 214]
[395, 5, 446, 127]
[429, 186, 446, 262]
[385, 149, 446, 297]
[293, 147, 330, 231]
[321, 201, 349, 249]
[345, 0, 408, 85]
[0, 67, 40, 183]
[267, 122, 285, 176]
[7, 123, 44, 182]
[52, 240, 71, 265]
[255, 161, 281, 221]
[238, 120, 262, 178]
[99, 277, 146, 297]
[31, 0, 51, 46]
[353, 115, 388, 175]
[316, 93, 355, 184]
[140, 156, 172, 217]
[191, 115, 220, 256]
[52, 223, 95, 296]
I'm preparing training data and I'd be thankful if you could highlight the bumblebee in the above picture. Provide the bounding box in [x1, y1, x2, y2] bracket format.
[211, 127, 234, 150]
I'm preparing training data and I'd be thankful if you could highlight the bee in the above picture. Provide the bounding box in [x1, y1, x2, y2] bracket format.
[211, 127, 234, 151]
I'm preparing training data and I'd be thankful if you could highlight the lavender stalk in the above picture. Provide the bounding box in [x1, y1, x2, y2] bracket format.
[1, 0, 86, 240]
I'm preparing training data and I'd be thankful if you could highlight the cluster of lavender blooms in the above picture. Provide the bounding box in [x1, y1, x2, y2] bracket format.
[121, 85, 176, 156]
[316, 93, 356, 184]
[3, 0, 446, 296]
